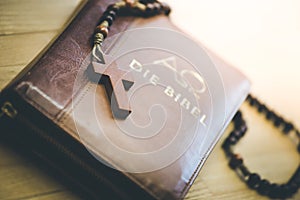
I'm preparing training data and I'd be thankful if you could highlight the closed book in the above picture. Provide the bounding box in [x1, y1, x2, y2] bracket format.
[0, 0, 250, 199]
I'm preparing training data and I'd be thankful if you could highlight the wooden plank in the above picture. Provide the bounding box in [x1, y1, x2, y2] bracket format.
[0, 162, 64, 200]
[0, 32, 56, 68]
[0, 65, 24, 90]
[0, 141, 30, 167]
[26, 191, 79, 200]
[0, 0, 82, 35]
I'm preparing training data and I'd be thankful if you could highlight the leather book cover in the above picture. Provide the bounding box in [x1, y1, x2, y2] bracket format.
[0, 0, 250, 199]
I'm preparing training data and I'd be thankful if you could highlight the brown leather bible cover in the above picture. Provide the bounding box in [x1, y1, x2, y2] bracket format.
[0, 0, 250, 199]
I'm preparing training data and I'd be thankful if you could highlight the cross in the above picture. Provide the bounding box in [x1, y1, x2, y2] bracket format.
[92, 61, 134, 119]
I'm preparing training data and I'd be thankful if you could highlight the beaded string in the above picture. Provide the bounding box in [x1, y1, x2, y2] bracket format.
[92, 0, 170, 64]
[222, 94, 300, 199]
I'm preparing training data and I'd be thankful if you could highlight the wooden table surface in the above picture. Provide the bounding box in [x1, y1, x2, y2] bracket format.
[0, 0, 299, 199]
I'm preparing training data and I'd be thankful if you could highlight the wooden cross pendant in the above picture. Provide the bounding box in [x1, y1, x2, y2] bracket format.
[91, 61, 134, 119]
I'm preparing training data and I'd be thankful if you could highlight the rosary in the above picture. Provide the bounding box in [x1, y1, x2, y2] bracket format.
[92, 0, 299, 198]
[222, 95, 300, 199]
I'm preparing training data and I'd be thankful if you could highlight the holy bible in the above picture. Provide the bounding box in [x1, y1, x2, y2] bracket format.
[0, 0, 250, 199]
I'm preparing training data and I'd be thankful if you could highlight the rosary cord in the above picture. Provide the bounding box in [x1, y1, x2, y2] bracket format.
[222, 94, 300, 199]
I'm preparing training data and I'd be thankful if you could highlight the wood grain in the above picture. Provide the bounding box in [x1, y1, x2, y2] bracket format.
[0, 32, 56, 67]
[0, 65, 24, 90]
[0, 0, 299, 200]
[0, 0, 82, 35]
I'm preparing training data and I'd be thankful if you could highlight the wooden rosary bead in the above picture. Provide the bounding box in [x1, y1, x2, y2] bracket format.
[248, 97, 257, 106]
[152, 2, 161, 13]
[99, 15, 111, 25]
[229, 154, 243, 169]
[229, 131, 237, 139]
[266, 110, 275, 120]
[95, 25, 108, 38]
[240, 123, 247, 133]
[257, 103, 267, 113]
[100, 5, 119, 25]
[236, 129, 246, 138]
[257, 179, 271, 195]
[288, 182, 299, 194]
[287, 184, 297, 197]
[234, 118, 245, 129]
[134, 2, 147, 13]
[221, 139, 231, 150]
[102, 10, 115, 20]
[95, 20, 109, 31]
[102, 9, 111, 16]
[107, 10, 117, 20]
[230, 130, 241, 139]
[160, 2, 171, 15]
[273, 116, 284, 127]
[228, 135, 238, 145]
[283, 122, 294, 134]
[105, 15, 114, 26]
[280, 184, 292, 198]
[280, 184, 291, 199]
[124, 0, 135, 7]
[285, 185, 297, 198]
[107, 4, 121, 12]
[145, 3, 155, 14]
[246, 173, 261, 189]
[268, 183, 281, 199]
